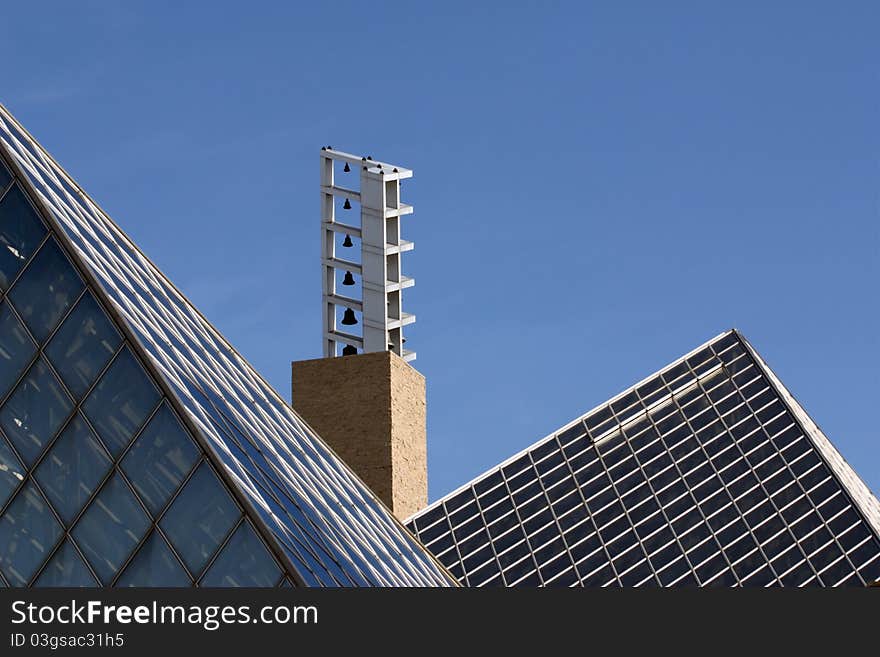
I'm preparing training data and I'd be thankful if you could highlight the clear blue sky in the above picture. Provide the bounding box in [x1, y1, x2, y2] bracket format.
[2, 2, 877, 500]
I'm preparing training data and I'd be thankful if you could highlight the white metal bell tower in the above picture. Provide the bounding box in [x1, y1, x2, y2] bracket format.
[319, 147, 416, 362]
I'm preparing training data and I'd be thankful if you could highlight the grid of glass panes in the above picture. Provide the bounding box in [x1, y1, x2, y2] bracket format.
[408, 332, 880, 587]
[0, 105, 453, 587]
[0, 165, 290, 587]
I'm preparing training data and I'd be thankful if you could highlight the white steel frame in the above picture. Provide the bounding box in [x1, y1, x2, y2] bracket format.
[319, 148, 416, 361]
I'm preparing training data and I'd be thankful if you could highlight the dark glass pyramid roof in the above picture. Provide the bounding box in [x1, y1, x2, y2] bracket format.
[408, 331, 880, 586]
[0, 104, 454, 587]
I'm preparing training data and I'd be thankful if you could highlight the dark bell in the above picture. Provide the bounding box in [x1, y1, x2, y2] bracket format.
[342, 344, 357, 356]
[342, 234, 353, 248]
[343, 198, 352, 210]
[341, 308, 357, 325]
[343, 162, 351, 172]
[342, 271, 355, 286]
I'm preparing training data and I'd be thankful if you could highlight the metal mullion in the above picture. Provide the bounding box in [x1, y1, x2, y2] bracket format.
[188, 387, 356, 585]
[723, 347, 853, 584]
[23, 475, 92, 587]
[7, 339, 134, 521]
[210, 414, 353, 583]
[0, 285, 119, 521]
[674, 365, 767, 584]
[30, 527, 103, 590]
[0, 176, 15, 200]
[555, 439, 621, 585]
[640, 388, 719, 584]
[193, 514, 247, 586]
[0, 215, 52, 302]
[0, 233, 59, 406]
[26, 396, 165, 587]
[245, 473, 351, 587]
[108, 450, 209, 587]
[592, 434, 654, 585]
[498, 464, 547, 585]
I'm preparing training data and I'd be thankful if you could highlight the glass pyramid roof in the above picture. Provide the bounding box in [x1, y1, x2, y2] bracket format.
[408, 331, 880, 586]
[0, 103, 454, 587]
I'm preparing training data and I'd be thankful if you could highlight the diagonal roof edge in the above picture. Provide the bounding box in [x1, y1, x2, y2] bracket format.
[0, 101, 457, 586]
[0, 118, 311, 586]
[738, 331, 880, 537]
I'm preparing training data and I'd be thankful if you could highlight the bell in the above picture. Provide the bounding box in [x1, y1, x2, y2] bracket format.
[341, 308, 357, 325]
[342, 234, 353, 248]
[343, 198, 352, 210]
[342, 271, 355, 286]
[342, 344, 357, 356]
[343, 162, 351, 173]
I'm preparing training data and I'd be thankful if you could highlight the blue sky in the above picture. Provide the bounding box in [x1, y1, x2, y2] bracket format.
[2, 2, 877, 500]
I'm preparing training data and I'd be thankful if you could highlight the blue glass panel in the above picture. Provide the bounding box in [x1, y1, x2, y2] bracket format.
[72, 472, 149, 584]
[0, 184, 46, 291]
[0, 159, 11, 190]
[0, 482, 62, 585]
[0, 357, 73, 465]
[82, 348, 160, 456]
[160, 462, 239, 575]
[0, 302, 36, 399]
[34, 540, 97, 587]
[45, 292, 121, 400]
[0, 434, 24, 508]
[117, 530, 190, 587]
[201, 521, 282, 587]
[8, 238, 83, 343]
[122, 403, 199, 515]
[279, 578, 293, 588]
[35, 414, 111, 524]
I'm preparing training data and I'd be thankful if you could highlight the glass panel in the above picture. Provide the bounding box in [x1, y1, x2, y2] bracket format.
[117, 531, 190, 587]
[0, 184, 46, 291]
[160, 462, 239, 575]
[0, 357, 73, 465]
[34, 540, 97, 587]
[0, 302, 36, 399]
[35, 414, 111, 524]
[0, 159, 11, 190]
[72, 472, 149, 584]
[83, 347, 160, 456]
[0, 435, 24, 508]
[0, 482, 62, 585]
[45, 292, 121, 400]
[8, 238, 83, 343]
[122, 403, 199, 515]
[201, 521, 282, 587]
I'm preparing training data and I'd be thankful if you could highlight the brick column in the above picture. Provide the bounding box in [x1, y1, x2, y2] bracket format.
[291, 351, 427, 520]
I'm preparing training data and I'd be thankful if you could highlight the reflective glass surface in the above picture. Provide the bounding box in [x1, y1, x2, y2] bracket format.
[35, 414, 111, 524]
[72, 472, 150, 584]
[122, 403, 199, 515]
[0, 357, 73, 465]
[0, 483, 62, 586]
[409, 332, 880, 587]
[0, 159, 10, 191]
[0, 435, 24, 508]
[0, 104, 479, 587]
[202, 521, 281, 587]
[117, 531, 189, 587]
[0, 301, 36, 399]
[34, 540, 97, 587]
[82, 347, 160, 456]
[0, 183, 46, 291]
[45, 291, 121, 400]
[160, 463, 239, 575]
[8, 238, 83, 343]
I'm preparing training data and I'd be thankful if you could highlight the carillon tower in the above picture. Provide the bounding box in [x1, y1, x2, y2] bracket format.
[292, 148, 426, 521]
